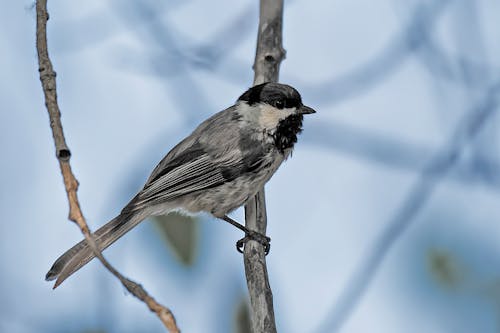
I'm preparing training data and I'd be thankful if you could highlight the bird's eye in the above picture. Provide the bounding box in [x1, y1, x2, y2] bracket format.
[274, 100, 284, 109]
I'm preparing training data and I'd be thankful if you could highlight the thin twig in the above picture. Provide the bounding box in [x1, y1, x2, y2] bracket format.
[242, 1, 285, 332]
[35, 1, 179, 332]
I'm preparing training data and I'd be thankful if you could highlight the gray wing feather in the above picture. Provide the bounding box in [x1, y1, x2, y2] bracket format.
[134, 156, 226, 208]
[127, 106, 246, 211]
[146, 106, 239, 182]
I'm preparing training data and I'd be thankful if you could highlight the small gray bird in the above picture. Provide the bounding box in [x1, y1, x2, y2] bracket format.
[46, 82, 315, 288]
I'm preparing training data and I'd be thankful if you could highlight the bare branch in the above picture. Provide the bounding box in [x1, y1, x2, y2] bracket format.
[252, 0, 286, 85]
[242, 1, 285, 332]
[35, 1, 179, 331]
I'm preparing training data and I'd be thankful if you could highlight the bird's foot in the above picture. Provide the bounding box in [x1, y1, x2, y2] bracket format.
[236, 231, 271, 255]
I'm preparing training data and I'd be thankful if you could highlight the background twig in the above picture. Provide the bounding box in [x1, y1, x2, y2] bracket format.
[315, 79, 500, 332]
[35, 1, 179, 332]
[243, 0, 285, 332]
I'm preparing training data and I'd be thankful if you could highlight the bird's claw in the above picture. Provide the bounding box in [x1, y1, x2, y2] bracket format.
[236, 231, 271, 255]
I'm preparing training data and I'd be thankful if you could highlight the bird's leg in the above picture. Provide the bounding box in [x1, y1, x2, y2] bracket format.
[221, 215, 271, 255]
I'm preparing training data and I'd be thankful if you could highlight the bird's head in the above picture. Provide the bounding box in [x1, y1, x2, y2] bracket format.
[236, 82, 315, 152]
[237, 82, 315, 129]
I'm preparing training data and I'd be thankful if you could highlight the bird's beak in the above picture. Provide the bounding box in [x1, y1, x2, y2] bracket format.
[299, 105, 316, 115]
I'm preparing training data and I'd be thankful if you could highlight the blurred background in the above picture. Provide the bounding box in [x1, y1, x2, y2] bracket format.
[2, 0, 500, 332]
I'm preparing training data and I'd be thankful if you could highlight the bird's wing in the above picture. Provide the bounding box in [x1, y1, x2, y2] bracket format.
[126, 142, 243, 212]
[145, 105, 236, 184]
[124, 106, 263, 212]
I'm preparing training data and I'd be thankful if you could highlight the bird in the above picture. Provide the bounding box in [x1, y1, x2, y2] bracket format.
[46, 82, 316, 288]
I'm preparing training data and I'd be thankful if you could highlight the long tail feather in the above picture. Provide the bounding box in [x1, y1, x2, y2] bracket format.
[46, 211, 144, 288]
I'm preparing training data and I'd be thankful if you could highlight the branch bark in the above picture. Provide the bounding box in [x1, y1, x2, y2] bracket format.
[243, 1, 285, 332]
[35, 1, 179, 332]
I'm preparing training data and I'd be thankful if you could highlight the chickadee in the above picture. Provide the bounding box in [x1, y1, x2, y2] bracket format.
[46, 82, 315, 288]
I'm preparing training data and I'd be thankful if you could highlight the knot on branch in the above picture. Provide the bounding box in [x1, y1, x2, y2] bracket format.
[261, 48, 286, 64]
[39, 70, 57, 91]
[125, 279, 147, 299]
[265, 55, 275, 62]
[40, 71, 56, 80]
[57, 148, 71, 161]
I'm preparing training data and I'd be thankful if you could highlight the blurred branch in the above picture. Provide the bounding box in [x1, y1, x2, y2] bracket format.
[446, 1, 500, 190]
[315, 79, 500, 333]
[243, 1, 286, 332]
[112, 0, 271, 114]
[35, 1, 179, 332]
[300, 0, 452, 106]
[298, 0, 499, 193]
[305, 120, 500, 189]
[189, 3, 256, 69]
[297, 0, 496, 107]
[414, 1, 493, 89]
[415, 36, 492, 88]
[112, 1, 214, 125]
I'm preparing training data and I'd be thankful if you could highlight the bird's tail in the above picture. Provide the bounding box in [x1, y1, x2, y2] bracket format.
[46, 211, 145, 288]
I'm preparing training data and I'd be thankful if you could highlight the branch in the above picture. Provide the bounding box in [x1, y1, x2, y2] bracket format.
[243, 1, 285, 332]
[35, 1, 179, 332]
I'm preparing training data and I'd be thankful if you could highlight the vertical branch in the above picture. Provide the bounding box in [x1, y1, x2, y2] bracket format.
[36, 1, 179, 331]
[253, 0, 286, 85]
[243, 1, 285, 332]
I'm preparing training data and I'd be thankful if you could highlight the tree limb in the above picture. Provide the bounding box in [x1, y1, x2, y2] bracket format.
[35, 1, 179, 331]
[243, 1, 285, 332]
